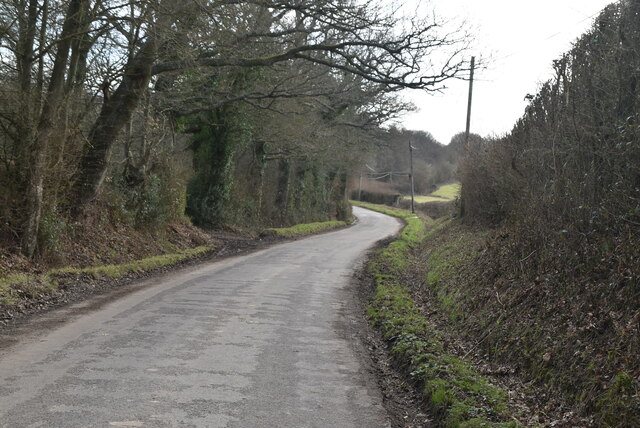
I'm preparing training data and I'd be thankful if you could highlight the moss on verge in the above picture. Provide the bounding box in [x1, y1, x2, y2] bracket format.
[261, 220, 350, 238]
[48, 245, 214, 279]
[0, 245, 215, 309]
[360, 201, 518, 427]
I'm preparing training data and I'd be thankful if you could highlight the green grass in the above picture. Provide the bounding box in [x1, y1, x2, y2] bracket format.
[407, 195, 452, 203]
[0, 245, 215, 308]
[0, 274, 33, 306]
[261, 220, 349, 238]
[402, 182, 461, 203]
[48, 245, 214, 279]
[432, 182, 461, 199]
[596, 371, 640, 427]
[351, 200, 418, 219]
[0, 273, 32, 290]
[362, 202, 518, 427]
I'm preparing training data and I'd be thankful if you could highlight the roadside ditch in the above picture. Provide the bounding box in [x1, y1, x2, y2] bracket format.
[352, 201, 522, 427]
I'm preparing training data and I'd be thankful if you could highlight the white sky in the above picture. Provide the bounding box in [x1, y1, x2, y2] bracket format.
[399, 0, 616, 144]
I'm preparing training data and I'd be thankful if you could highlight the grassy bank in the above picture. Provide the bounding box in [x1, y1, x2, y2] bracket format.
[358, 202, 518, 427]
[407, 195, 451, 203]
[431, 182, 461, 199]
[363, 199, 640, 425]
[419, 221, 640, 427]
[0, 245, 215, 308]
[261, 219, 350, 238]
[400, 182, 461, 204]
[1, 218, 357, 314]
[352, 200, 418, 218]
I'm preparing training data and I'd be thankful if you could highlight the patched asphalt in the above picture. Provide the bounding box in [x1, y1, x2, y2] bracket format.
[0, 207, 401, 427]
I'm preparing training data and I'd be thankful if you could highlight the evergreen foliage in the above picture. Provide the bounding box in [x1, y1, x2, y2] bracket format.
[186, 107, 249, 227]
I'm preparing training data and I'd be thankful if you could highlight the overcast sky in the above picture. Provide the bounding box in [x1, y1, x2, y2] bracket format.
[398, 0, 615, 144]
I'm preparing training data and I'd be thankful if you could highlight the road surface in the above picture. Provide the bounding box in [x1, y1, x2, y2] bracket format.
[0, 207, 401, 427]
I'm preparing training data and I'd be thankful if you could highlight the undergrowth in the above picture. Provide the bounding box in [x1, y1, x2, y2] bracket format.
[453, 6, 640, 421]
[359, 202, 518, 427]
[417, 220, 640, 426]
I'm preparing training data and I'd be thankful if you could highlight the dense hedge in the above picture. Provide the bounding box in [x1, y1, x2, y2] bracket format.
[460, 1, 640, 236]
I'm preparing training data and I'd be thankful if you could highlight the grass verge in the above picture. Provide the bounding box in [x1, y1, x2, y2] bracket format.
[398, 182, 461, 204]
[351, 200, 428, 249]
[48, 245, 214, 279]
[421, 221, 640, 426]
[351, 200, 417, 219]
[0, 245, 215, 309]
[431, 182, 461, 199]
[359, 201, 518, 427]
[261, 219, 350, 238]
[404, 195, 451, 203]
[2, 218, 352, 312]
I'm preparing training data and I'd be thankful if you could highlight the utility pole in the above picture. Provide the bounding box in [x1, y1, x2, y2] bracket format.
[409, 140, 415, 214]
[358, 171, 363, 201]
[465, 56, 475, 148]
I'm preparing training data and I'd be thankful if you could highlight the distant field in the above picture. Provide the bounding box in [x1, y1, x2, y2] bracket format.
[405, 182, 461, 203]
[431, 182, 461, 199]
[410, 195, 450, 203]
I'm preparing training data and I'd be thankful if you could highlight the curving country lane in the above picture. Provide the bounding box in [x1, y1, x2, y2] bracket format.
[0, 206, 401, 428]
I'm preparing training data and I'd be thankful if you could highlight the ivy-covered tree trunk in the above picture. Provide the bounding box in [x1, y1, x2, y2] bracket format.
[274, 159, 291, 224]
[185, 108, 238, 227]
[255, 141, 267, 219]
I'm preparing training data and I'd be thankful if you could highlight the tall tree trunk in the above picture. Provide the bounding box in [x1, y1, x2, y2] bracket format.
[16, 0, 38, 94]
[275, 159, 291, 223]
[65, 0, 95, 98]
[22, 0, 88, 257]
[69, 35, 157, 211]
[35, 0, 49, 100]
[255, 141, 266, 216]
[14, 0, 39, 190]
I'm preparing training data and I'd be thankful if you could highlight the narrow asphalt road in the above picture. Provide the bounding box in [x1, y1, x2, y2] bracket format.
[0, 207, 401, 428]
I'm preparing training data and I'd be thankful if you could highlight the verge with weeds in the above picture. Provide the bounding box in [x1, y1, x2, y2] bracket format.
[357, 201, 519, 427]
[0, 245, 215, 309]
[419, 220, 640, 427]
[1, 217, 358, 318]
[261, 219, 350, 238]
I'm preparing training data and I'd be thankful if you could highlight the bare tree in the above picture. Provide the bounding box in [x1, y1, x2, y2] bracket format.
[0, 0, 471, 256]
[68, 0, 471, 208]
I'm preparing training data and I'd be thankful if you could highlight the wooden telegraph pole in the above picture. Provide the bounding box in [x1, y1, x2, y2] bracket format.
[409, 140, 415, 213]
[460, 56, 475, 218]
[464, 56, 475, 147]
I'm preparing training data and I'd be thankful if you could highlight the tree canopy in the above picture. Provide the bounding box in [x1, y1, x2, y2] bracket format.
[0, 0, 472, 256]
